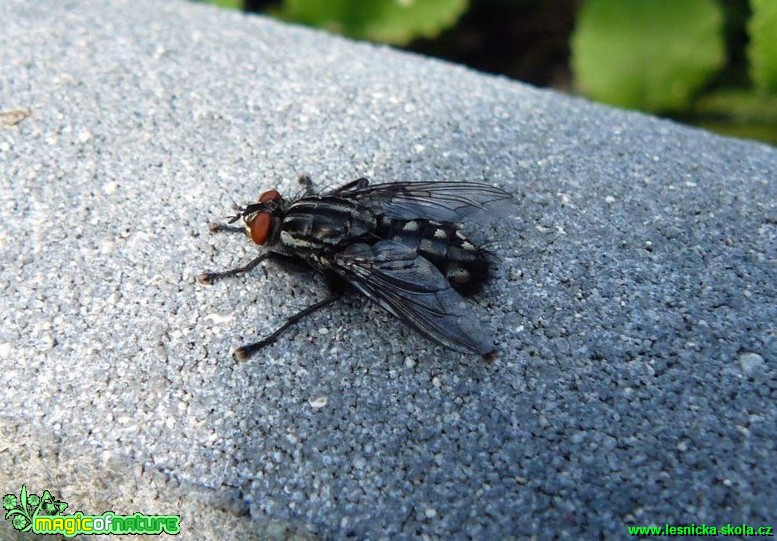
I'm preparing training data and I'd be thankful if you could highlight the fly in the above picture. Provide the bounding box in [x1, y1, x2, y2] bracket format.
[198, 176, 514, 360]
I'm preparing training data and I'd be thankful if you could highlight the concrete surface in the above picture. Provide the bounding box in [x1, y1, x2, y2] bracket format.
[1, 0, 775, 539]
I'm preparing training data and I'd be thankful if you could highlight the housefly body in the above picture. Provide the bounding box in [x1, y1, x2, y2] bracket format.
[199, 176, 514, 360]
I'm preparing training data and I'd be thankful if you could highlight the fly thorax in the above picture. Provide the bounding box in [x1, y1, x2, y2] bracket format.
[279, 196, 377, 251]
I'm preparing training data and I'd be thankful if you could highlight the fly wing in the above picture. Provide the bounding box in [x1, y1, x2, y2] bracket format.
[332, 180, 515, 222]
[333, 240, 495, 355]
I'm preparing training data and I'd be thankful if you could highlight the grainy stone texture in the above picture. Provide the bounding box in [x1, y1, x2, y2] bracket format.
[1, 0, 775, 539]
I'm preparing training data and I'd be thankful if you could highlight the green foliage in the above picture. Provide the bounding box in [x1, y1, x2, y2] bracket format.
[694, 89, 777, 144]
[571, 0, 725, 112]
[748, 0, 777, 94]
[278, 0, 468, 45]
[215, 0, 242, 8]
[195, 0, 242, 9]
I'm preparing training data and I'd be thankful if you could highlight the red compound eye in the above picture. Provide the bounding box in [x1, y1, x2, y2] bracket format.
[259, 189, 281, 203]
[249, 212, 272, 245]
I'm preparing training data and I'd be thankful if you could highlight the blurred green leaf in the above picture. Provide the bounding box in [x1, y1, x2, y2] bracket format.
[279, 0, 468, 45]
[197, 0, 243, 9]
[694, 88, 777, 123]
[690, 89, 777, 145]
[748, 0, 777, 94]
[571, 0, 725, 112]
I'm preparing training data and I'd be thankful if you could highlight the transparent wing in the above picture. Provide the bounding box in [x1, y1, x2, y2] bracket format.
[331, 179, 515, 222]
[333, 240, 495, 355]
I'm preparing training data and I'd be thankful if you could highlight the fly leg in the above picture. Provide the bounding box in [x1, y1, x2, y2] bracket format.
[298, 174, 369, 197]
[298, 174, 314, 196]
[332, 177, 369, 194]
[234, 272, 347, 360]
[198, 253, 271, 285]
[208, 222, 245, 234]
[198, 252, 309, 285]
[234, 294, 341, 360]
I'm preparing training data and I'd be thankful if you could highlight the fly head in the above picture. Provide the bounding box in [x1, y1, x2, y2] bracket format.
[238, 188, 286, 246]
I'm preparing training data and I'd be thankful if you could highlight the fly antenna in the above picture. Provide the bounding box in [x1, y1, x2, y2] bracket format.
[224, 187, 242, 212]
[217, 185, 244, 221]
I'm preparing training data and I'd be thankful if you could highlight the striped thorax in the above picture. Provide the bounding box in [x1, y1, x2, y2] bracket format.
[279, 196, 377, 251]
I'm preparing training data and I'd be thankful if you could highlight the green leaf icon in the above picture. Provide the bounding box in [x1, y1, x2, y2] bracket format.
[5, 486, 34, 532]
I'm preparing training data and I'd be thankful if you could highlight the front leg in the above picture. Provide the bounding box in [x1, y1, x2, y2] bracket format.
[198, 252, 311, 285]
[208, 222, 245, 234]
[198, 253, 270, 284]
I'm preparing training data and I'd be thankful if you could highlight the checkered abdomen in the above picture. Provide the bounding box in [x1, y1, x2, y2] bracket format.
[377, 218, 491, 295]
